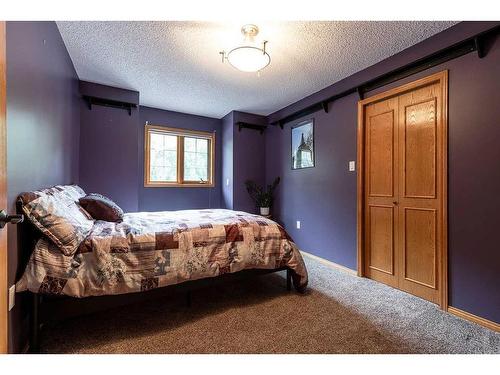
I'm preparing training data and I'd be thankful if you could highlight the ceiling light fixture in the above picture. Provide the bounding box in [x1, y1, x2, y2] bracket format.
[219, 24, 270, 73]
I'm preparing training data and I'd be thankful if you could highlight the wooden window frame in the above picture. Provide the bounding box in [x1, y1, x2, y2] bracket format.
[144, 125, 215, 188]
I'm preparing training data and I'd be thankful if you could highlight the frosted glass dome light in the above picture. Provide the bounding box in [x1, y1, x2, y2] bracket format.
[220, 24, 270, 73]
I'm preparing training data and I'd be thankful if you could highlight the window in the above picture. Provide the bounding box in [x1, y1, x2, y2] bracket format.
[145, 125, 215, 187]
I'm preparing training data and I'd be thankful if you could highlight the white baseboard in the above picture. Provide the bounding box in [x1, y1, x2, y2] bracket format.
[300, 250, 357, 275]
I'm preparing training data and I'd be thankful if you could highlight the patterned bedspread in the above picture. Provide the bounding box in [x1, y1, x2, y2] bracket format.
[16, 209, 308, 297]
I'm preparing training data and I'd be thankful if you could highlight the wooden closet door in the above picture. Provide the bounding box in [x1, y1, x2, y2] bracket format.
[397, 81, 444, 304]
[363, 97, 400, 288]
[359, 71, 447, 308]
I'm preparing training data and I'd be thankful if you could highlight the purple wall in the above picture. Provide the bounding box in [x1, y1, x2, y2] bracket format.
[266, 22, 500, 322]
[6, 21, 80, 353]
[138, 106, 222, 211]
[79, 82, 140, 212]
[220, 111, 267, 213]
[221, 112, 234, 209]
[79, 100, 223, 213]
[232, 111, 267, 214]
[265, 95, 358, 268]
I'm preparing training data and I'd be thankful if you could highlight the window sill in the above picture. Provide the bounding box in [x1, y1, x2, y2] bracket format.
[144, 182, 215, 188]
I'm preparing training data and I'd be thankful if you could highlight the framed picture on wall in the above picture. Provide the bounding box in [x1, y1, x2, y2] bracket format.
[291, 119, 314, 170]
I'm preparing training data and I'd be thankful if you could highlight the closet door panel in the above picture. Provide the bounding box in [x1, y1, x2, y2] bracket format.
[404, 98, 437, 199]
[368, 110, 394, 197]
[397, 81, 443, 305]
[403, 207, 437, 288]
[368, 205, 394, 275]
[364, 97, 399, 288]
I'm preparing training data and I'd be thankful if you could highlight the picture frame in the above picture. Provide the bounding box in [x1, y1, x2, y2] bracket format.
[291, 119, 315, 170]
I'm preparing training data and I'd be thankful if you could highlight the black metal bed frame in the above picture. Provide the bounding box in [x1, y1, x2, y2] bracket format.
[16, 199, 293, 353]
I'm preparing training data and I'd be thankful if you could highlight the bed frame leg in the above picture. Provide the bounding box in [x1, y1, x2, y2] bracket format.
[286, 269, 292, 291]
[29, 293, 40, 353]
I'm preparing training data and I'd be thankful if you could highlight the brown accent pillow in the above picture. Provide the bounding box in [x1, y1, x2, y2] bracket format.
[79, 194, 124, 222]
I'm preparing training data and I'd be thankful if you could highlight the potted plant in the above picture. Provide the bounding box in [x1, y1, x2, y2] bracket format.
[245, 177, 280, 216]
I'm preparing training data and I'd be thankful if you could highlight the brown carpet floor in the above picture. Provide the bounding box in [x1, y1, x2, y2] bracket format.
[39, 256, 500, 354]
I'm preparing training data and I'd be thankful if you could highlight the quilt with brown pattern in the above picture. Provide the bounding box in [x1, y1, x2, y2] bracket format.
[16, 209, 308, 297]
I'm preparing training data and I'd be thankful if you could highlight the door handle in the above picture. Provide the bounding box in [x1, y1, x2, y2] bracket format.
[0, 210, 24, 229]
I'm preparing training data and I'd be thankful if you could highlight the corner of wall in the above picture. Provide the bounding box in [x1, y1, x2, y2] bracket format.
[221, 111, 234, 209]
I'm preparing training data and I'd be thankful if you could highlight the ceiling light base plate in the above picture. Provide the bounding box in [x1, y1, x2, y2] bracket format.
[241, 24, 259, 37]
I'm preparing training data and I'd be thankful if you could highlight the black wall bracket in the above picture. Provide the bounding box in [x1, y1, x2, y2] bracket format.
[474, 36, 485, 58]
[271, 25, 499, 127]
[357, 87, 364, 100]
[84, 95, 137, 116]
[321, 101, 329, 113]
[236, 122, 266, 134]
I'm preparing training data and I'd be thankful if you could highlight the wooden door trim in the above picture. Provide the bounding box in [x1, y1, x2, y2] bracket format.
[357, 70, 448, 310]
[0, 21, 8, 353]
[440, 71, 449, 310]
[358, 71, 448, 107]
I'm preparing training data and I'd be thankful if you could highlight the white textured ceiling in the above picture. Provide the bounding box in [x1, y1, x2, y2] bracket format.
[57, 21, 457, 118]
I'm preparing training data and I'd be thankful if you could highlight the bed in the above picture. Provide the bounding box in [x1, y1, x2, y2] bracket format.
[15, 185, 308, 351]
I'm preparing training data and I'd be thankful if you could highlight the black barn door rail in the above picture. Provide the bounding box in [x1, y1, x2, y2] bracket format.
[271, 25, 499, 128]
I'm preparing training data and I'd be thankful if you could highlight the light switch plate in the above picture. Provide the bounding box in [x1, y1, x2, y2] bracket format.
[8, 285, 15, 311]
[296, 221, 301, 229]
[349, 161, 356, 171]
